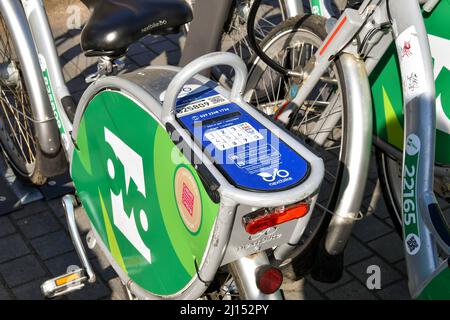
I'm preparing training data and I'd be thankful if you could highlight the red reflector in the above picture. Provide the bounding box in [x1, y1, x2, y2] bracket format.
[256, 265, 283, 295]
[243, 202, 309, 235]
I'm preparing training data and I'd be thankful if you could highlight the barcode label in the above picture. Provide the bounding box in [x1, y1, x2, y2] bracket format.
[176, 94, 229, 117]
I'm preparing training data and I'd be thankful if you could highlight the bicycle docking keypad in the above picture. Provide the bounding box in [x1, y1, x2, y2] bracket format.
[175, 85, 310, 192]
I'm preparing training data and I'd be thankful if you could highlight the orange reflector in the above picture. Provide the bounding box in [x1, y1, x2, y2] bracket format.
[55, 273, 81, 286]
[243, 201, 309, 235]
[256, 265, 283, 295]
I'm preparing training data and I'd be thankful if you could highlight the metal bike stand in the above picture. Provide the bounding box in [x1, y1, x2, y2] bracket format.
[0, 155, 39, 215]
[0, 153, 75, 216]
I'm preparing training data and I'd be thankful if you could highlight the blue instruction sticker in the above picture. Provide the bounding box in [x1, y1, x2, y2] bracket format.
[176, 87, 309, 192]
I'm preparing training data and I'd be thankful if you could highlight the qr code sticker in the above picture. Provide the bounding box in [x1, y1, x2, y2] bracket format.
[405, 234, 421, 255]
[208, 95, 226, 105]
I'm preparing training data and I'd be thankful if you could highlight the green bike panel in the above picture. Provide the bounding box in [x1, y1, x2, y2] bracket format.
[418, 264, 450, 300]
[370, 0, 450, 164]
[71, 90, 219, 296]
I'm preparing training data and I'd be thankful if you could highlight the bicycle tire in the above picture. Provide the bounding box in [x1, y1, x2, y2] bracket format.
[375, 150, 403, 234]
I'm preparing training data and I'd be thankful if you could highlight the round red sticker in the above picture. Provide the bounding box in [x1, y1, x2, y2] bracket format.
[174, 167, 202, 233]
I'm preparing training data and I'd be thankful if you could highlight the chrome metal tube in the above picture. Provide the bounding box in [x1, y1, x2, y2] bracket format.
[62, 195, 96, 283]
[279, 0, 305, 19]
[0, 0, 61, 154]
[323, 53, 373, 254]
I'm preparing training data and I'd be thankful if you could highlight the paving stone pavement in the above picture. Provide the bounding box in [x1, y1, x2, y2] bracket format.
[0, 0, 418, 300]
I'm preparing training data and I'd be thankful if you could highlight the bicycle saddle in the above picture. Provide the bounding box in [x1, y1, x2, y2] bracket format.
[80, 0, 193, 57]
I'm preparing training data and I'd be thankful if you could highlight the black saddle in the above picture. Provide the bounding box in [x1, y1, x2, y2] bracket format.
[80, 0, 193, 57]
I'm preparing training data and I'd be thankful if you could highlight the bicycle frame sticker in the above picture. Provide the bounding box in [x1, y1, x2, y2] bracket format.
[38, 54, 66, 135]
[403, 134, 421, 255]
[310, 0, 323, 15]
[396, 26, 427, 101]
[174, 166, 202, 234]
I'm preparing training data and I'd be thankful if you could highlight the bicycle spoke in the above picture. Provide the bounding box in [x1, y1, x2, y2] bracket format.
[0, 14, 36, 172]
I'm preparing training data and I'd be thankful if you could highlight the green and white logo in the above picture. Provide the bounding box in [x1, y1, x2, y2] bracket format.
[310, 0, 323, 15]
[403, 134, 421, 255]
[104, 127, 152, 263]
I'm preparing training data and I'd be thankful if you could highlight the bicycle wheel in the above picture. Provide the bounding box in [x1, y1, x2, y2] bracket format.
[245, 14, 350, 278]
[0, 14, 47, 185]
[213, 0, 284, 87]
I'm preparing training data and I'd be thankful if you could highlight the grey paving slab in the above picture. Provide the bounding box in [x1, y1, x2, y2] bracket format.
[344, 236, 374, 266]
[352, 215, 393, 242]
[303, 282, 327, 300]
[150, 50, 182, 66]
[0, 283, 11, 300]
[67, 279, 110, 300]
[0, 234, 30, 264]
[10, 202, 50, 220]
[326, 281, 379, 300]
[383, 217, 395, 228]
[347, 256, 403, 289]
[307, 271, 354, 293]
[129, 51, 158, 68]
[47, 199, 66, 218]
[0, 255, 47, 288]
[377, 280, 411, 300]
[31, 230, 75, 260]
[128, 42, 151, 56]
[16, 212, 61, 240]
[12, 278, 48, 300]
[45, 251, 80, 277]
[394, 260, 408, 277]
[140, 35, 167, 46]
[149, 39, 180, 54]
[368, 232, 404, 263]
[0, 217, 15, 238]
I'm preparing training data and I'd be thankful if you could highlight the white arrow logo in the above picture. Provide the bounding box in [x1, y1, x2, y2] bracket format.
[105, 128, 152, 264]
